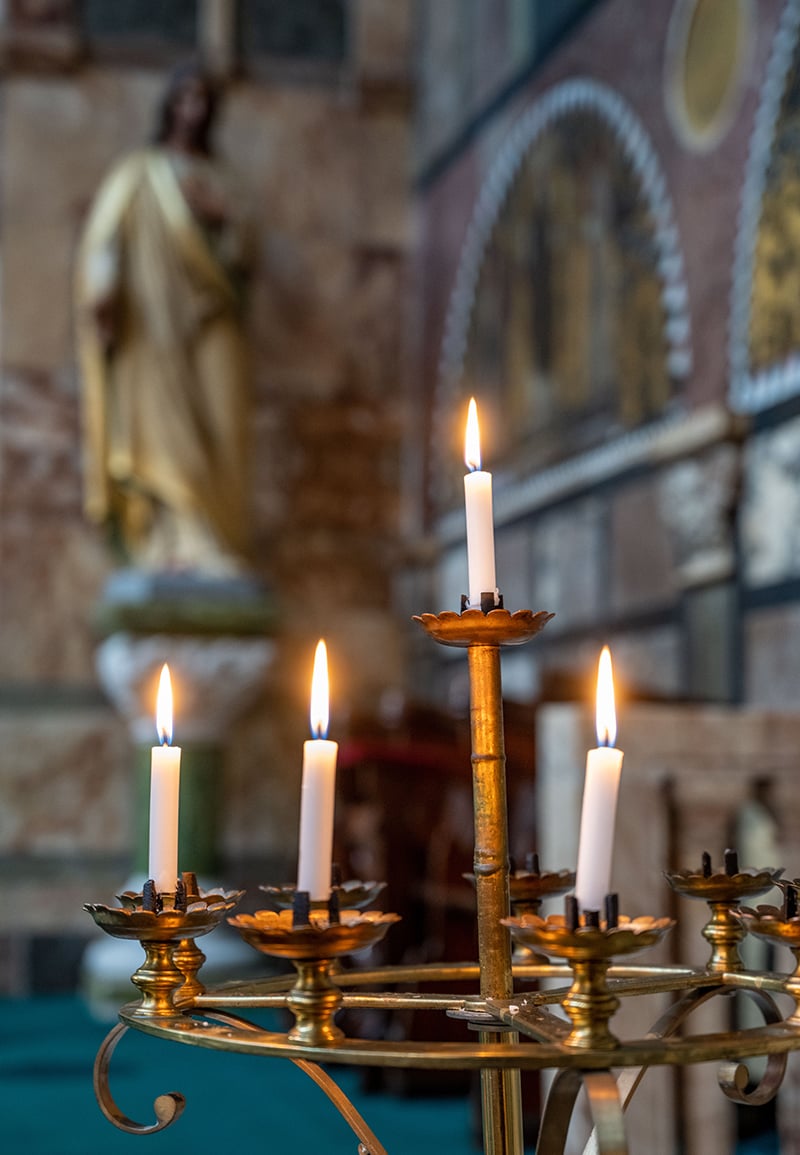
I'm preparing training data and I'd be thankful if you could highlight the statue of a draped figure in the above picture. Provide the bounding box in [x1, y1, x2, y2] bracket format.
[76, 62, 252, 575]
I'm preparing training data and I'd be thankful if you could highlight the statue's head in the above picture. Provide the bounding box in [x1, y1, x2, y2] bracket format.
[154, 60, 220, 155]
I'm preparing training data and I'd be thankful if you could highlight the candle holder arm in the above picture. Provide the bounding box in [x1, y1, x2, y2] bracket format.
[93, 1022, 186, 1135]
[538, 1068, 626, 1155]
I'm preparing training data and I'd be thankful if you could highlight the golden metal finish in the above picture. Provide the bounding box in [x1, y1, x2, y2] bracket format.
[412, 607, 553, 648]
[665, 867, 781, 972]
[85, 887, 243, 1017]
[259, 878, 387, 910]
[88, 606, 800, 1155]
[501, 914, 674, 1049]
[229, 909, 400, 1045]
[93, 1023, 186, 1134]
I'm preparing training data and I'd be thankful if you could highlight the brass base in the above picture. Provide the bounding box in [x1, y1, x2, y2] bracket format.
[230, 908, 400, 1046]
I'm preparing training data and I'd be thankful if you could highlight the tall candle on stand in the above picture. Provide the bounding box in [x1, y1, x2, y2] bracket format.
[148, 664, 182, 893]
[297, 640, 339, 900]
[574, 647, 624, 914]
[464, 397, 497, 609]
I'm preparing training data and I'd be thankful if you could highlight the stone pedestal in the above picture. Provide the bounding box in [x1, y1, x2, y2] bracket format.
[81, 572, 278, 1016]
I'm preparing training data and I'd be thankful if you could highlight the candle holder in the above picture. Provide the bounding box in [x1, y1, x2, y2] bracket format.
[85, 884, 243, 1016]
[734, 903, 800, 1025]
[229, 908, 400, 1045]
[258, 879, 387, 911]
[464, 866, 576, 964]
[501, 912, 674, 1049]
[87, 598, 800, 1155]
[664, 866, 782, 973]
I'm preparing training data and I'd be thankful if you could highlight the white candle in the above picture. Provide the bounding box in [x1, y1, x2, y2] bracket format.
[297, 640, 339, 900]
[148, 664, 182, 893]
[574, 647, 624, 914]
[464, 397, 497, 609]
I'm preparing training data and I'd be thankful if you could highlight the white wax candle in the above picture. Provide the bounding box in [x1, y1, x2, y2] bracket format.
[148, 664, 182, 893]
[297, 737, 339, 899]
[574, 647, 624, 913]
[464, 398, 497, 608]
[296, 640, 339, 900]
[574, 744, 624, 913]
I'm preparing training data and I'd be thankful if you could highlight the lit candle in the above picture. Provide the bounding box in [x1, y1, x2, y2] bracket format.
[464, 397, 497, 609]
[148, 664, 182, 894]
[574, 647, 624, 914]
[297, 640, 339, 900]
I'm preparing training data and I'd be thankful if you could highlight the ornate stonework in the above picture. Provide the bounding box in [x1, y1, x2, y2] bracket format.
[730, 0, 800, 411]
[434, 77, 691, 515]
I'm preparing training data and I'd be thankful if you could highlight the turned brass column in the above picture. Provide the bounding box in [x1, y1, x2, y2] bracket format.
[468, 640, 523, 1155]
[414, 608, 552, 1155]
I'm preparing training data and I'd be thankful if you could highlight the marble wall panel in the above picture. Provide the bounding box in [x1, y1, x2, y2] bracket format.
[354, 0, 412, 79]
[0, 704, 129, 857]
[744, 604, 800, 709]
[0, 515, 110, 683]
[529, 498, 604, 631]
[610, 481, 677, 614]
[535, 625, 682, 703]
[741, 415, 800, 588]
[495, 522, 534, 612]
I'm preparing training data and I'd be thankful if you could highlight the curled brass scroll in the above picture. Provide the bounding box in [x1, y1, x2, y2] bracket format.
[93, 1022, 186, 1135]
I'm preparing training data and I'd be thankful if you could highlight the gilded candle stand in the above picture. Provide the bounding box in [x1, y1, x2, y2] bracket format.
[86, 606, 800, 1155]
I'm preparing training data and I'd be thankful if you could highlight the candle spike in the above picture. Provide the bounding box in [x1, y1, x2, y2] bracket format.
[565, 894, 579, 931]
[702, 851, 712, 878]
[181, 871, 199, 902]
[604, 893, 619, 929]
[175, 878, 187, 913]
[293, 890, 312, 929]
[583, 909, 600, 929]
[724, 848, 739, 876]
[328, 889, 341, 925]
[142, 879, 158, 912]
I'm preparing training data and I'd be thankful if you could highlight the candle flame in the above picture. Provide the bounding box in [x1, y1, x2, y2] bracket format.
[156, 663, 173, 746]
[464, 397, 482, 472]
[595, 646, 616, 748]
[309, 639, 330, 740]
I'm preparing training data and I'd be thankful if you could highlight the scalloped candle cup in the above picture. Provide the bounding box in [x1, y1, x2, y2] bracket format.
[413, 608, 554, 648]
[501, 912, 675, 962]
[229, 909, 401, 961]
[85, 888, 244, 942]
[258, 879, 387, 912]
[665, 867, 783, 903]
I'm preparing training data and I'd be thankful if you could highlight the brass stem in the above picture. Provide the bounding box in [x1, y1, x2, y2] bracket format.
[173, 938, 207, 1006]
[129, 941, 186, 1018]
[286, 958, 344, 1046]
[703, 900, 746, 973]
[467, 642, 523, 1155]
[784, 949, 800, 1025]
[562, 958, 620, 1050]
[467, 642, 513, 1000]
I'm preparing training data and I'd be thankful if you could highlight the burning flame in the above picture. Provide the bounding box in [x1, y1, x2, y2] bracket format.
[310, 639, 330, 740]
[595, 646, 617, 748]
[156, 663, 173, 746]
[464, 397, 482, 472]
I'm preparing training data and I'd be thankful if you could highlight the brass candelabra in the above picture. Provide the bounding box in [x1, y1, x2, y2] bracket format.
[86, 604, 800, 1155]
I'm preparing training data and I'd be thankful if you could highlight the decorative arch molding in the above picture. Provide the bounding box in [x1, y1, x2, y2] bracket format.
[729, 0, 800, 413]
[433, 77, 692, 513]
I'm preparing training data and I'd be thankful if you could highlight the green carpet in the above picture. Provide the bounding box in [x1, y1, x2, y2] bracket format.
[0, 996, 477, 1154]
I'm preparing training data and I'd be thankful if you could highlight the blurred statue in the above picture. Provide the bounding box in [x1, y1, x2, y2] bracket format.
[76, 62, 252, 575]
